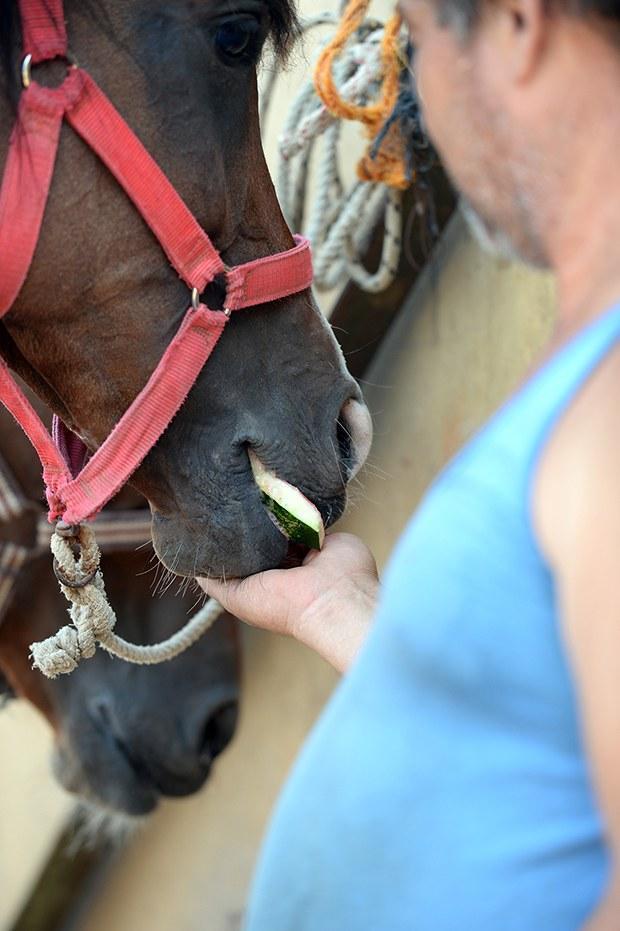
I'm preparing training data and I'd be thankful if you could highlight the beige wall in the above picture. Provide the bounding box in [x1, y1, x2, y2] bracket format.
[342, 214, 555, 568]
[0, 706, 70, 929]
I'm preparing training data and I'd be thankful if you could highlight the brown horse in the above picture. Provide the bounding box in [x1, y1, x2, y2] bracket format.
[0, 396, 240, 817]
[0, 0, 372, 583]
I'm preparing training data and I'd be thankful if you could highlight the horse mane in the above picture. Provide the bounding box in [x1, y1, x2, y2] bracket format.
[0, 0, 298, 103]
[266, 0, 300, 58]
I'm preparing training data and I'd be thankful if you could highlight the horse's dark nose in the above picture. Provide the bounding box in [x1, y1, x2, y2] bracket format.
[89, 693, 239, 800]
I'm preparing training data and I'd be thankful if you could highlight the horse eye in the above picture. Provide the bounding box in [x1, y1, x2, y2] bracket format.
[214, 20, 260, 63]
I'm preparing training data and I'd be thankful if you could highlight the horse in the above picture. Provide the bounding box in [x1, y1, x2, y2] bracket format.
[0, 394, 240, 818]
[0, 0, 372, 589]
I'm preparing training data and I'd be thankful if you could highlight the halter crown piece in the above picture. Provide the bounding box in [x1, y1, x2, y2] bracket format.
[0, 0, 314, 677]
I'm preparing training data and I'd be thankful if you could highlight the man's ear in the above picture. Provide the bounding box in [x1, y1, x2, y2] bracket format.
[485, 0, 549, 83]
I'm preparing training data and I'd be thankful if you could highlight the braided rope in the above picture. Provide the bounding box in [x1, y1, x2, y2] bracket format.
[30, 525, 223, 679]
[315, 1, 402, 131]
[268, 10, 407, 294]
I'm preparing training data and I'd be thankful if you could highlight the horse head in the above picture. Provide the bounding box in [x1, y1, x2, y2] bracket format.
[0, 401, 240, 817]
[0, 0, 373, 579]
[0, 553, 240, 817]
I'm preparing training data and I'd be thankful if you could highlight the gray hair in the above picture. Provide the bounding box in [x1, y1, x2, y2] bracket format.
[436, 0, 620, 34]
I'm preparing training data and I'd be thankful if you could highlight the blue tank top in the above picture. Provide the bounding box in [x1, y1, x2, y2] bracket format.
[245, 306, 620, 931]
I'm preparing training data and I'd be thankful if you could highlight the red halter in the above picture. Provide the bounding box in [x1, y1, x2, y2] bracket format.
[0, 0, 313, 525]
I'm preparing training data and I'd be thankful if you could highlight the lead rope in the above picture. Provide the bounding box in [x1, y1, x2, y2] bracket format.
[262, 2, 412, 294]
[30, 523, 222, 679]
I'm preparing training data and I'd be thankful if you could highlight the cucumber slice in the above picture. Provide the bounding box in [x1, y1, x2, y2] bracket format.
[249, 450, 325, 551]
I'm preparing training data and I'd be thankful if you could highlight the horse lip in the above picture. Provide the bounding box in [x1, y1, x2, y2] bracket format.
[116, 744, 211, 798]
[52, 737, 159, 817]
[86, 705, 162, 807]
[91, 708, 211, 799]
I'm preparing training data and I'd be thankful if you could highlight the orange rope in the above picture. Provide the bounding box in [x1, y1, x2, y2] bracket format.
[313, 1, 410, 189]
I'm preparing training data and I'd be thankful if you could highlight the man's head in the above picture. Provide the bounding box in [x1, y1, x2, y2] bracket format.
[399, 0, 620, 267]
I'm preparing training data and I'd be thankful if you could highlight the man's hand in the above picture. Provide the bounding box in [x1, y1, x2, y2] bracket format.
[198, 533, 379, 673]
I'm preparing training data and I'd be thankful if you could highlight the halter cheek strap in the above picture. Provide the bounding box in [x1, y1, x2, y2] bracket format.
[0, 0, 313, 525]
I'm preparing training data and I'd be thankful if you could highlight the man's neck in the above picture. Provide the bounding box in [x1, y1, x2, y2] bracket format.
[546, 37, 620, 345]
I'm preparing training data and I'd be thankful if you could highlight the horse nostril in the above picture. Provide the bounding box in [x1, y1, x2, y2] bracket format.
[338, 398, 373, 481]
[336, 416, 353, 479]
[199, 700, 238, 763]
[90, 694, 115, 730]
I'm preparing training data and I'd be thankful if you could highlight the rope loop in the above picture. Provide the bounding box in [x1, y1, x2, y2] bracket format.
[315, 1, 403, 135]
[263, 3, 421, 293]
[30, 524, 223, 679]
[51, 522, 99, 588]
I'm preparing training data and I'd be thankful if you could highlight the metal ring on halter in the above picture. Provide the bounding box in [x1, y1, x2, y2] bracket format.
[191, 288, 231, 316]
[55, 519, 81, 540]
[53, 557, 97, 589]
[21, 52, 79, 90]
[21, 54, 32, 88]
[53, 521, 97, 588]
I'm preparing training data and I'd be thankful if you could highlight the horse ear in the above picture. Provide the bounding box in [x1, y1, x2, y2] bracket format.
[0, 670, 15, 705]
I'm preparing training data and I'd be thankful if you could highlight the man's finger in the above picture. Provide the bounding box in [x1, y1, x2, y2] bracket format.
[196, 572, 286, 632]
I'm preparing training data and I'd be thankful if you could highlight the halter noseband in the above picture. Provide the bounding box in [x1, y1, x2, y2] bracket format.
[0, 0, 313, 526]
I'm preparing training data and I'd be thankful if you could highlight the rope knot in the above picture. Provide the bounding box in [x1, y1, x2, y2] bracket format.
[29, 522, 223, 679]
[30, 626, 81, 678]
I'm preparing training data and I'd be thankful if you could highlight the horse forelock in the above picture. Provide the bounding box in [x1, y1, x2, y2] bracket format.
[264, 0, 301, 57]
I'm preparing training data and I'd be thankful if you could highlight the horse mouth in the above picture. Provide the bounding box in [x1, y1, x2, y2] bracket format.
[52, 689, 239, 817]
[279, 541, 311, 569]
[52, 733, 160, 818]
[149, 445, 348, 580]
[53, 721, 207, 817]
[108, 731, 212, 801]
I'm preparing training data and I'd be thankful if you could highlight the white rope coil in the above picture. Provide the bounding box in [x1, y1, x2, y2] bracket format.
[262, 13, 404, 295]
[30, 525, 223, 679]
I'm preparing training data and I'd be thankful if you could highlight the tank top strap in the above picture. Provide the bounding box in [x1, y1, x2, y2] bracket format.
[495, 303, 620, 454]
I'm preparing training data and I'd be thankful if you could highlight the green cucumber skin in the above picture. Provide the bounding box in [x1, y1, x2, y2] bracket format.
[260, 492, 323, 550]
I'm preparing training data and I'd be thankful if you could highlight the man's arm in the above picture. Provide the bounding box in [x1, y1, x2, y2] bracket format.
[535, 350, 620, 929]
[198, 533, 379, 673]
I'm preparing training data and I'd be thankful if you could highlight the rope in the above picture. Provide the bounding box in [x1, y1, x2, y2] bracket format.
[262, 3, 421, 294]
[314, 2, 406, 187]
[30, 524, 223, 679]
[0, 430, 155, 629]
[313, 0, 409, 188]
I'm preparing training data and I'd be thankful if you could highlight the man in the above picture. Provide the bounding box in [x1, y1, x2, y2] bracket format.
[199, 0, 620, 927]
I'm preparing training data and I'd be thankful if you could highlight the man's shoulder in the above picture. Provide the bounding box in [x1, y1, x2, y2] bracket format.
[531, 337, 620, 569]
